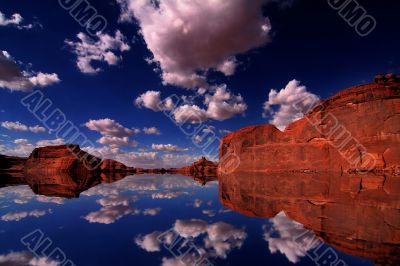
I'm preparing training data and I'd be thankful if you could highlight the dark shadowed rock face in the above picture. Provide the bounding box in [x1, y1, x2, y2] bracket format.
[220, 76, 400, 174]
[219, 172, 400, 266]
[0, 155, 26, 173]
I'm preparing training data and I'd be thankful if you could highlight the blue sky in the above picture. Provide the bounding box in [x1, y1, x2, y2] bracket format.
[0, 0, 399, 167]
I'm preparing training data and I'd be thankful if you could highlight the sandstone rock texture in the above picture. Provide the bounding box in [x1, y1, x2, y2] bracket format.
[220, 75, 400, 174]
[219, 172, 400, 265]
[25, 145, 102, 177]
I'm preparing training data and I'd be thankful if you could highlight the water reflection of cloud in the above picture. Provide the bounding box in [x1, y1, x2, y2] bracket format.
[0, 251, 60, 266]
[82, 175, 195, 199]
[263, 211, 320, 263]
[97, 195, 138, 207]
[135, 219, 247, 264]
[0, 185, 65, 206]
[151, 191, 189, 199]
[84, 205, 139, 224]
[135, 231, 164, 252]
[143, 208, 161, 216]
[193, 199, 202, 208]
[1, 209, 50, 222]
[202, 209, 216, 217]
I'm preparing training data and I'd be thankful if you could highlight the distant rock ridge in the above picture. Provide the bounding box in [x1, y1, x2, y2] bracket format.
[0, 145, 217, 179]
[219, 74, 400, 174]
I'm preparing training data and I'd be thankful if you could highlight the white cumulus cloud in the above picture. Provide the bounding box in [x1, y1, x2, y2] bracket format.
[85, 118, 138, 138]
[1, 121, 46, 133]
[65, 31, 130, 74]
[0, 51, 60, 91]
[117, 0, 271, 88]
[263, 79, 320, 131]
[151, 144, 188, 153]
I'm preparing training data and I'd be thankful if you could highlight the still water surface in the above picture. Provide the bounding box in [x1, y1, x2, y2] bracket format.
[0, 172, 397, 265]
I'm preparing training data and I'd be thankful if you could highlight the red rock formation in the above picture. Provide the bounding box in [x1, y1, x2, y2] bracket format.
[179, 157, 218, 178]
[100, 159, 136, 173]
[24, 145, 102, 176]
[220, 75, 400, 174]
[219, 171, 400, 265]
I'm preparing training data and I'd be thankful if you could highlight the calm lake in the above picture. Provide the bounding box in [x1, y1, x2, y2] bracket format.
[0, 172, 397, 266]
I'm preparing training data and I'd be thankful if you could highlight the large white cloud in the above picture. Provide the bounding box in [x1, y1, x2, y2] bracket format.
[85, 118, 139, 138]
[0, 51, 60, 91]
[204, 85, 247, 121]
[65, 31, 130, 74]
[263, 80, 320, 131]
[136, 85, 247, 123]
[117, 0, 271, 88]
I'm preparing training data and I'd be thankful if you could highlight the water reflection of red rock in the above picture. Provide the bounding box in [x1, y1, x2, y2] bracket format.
[178, 157, 218, 185]
[219, 172, 400, 265]
[27, 172, 101, 198]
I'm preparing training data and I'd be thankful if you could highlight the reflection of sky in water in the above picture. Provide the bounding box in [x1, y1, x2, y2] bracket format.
[0, 174, 373, 266]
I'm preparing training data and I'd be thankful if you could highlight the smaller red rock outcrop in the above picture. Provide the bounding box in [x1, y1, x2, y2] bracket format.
[100, 159, 136, 173]
[179, 157, 218, 180]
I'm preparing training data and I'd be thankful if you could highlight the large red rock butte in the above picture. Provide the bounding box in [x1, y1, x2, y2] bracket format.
[219, 74, 400, 174]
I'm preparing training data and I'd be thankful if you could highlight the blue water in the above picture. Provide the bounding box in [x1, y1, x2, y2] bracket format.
[0, 174, 374, 266]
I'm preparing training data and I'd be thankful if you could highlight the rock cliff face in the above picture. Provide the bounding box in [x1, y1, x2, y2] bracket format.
[219, 172, 400, 265]
[25, 145, 102, 176]
[220, 75, 400, 174]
